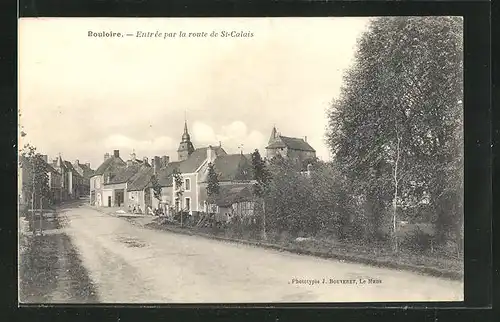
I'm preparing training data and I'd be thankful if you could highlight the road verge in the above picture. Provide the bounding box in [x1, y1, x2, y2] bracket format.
[18, 210, 99, 303]
[144, 220, 463, 282]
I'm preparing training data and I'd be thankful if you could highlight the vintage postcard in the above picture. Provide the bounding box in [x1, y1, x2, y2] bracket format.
[18, 17, 464, 303]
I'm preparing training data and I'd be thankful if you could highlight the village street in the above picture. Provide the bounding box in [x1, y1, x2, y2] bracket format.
[56, 203, 463, 303]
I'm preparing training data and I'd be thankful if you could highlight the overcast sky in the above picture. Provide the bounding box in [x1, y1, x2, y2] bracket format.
[19, 17, 371, 169]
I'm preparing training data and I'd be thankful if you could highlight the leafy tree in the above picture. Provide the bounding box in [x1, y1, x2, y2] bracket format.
[251, 149, 272, 239]
[172, 168, 185, 226]
[151, 174, 162, 202]
[326, 17, 463, 249]
[206, 162, 220, 203]
[19, 143, 51, 235]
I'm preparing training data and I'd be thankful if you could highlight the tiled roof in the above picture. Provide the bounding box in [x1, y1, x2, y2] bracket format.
[63, 161, 84, 178]
[211, 154, 253, 182]
[106, 164, 141, 184]
[266, 141, 287, 149]
[154, 161, 181, 187]
[76, 163, 95, 179]
[178, 146, 226, 173]
[267, 136, 315, 152]
[213, 185, 254, 207]
[94, 156, 126, 176]
[128, 166, 154, 191]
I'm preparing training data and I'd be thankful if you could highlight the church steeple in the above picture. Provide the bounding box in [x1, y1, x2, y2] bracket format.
[181, 120, 191, 142]
[269, 125, 278, 144]
[177, 118, 195, 161]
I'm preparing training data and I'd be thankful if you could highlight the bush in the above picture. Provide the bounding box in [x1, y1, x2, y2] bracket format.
[400, 227, 433, 252]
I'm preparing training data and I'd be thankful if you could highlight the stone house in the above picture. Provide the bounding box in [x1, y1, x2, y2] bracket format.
[51, 155, 85, 201]
[102, 162, 145, 208]
[90, 150, 126, 207]
[72, 160, 94, 196]
[18, 154, 63, 206]
[265, 126, 316, 166]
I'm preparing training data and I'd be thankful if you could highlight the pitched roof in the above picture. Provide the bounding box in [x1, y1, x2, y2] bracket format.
[106, 164, 141, 184]
[211, 154, 253, 182]
[154, 161, 182, 187]
[213, 185, 254, 207]
[127, 166, 154, 191]
[45, 162, 59, 174]
[266, 141, 287, 149]
[267, 135, 316, 152]
[178, 146, 226, 173]
[76, 163, 95, 179]
[51, 156, 67, 170]
[93, 156, 126, 176]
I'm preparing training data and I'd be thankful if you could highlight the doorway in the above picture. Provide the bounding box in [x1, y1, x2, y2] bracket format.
[108, 196, 112, 207]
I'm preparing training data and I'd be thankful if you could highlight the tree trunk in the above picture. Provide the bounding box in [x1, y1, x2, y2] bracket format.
[31, 192, 35, 236]
[392, 126, 401, 253]
[39, 197, 43, 236]
[262, 199, 267, 240]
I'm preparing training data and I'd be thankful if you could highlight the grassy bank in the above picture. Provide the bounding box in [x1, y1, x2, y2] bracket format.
[19, 213, 99, 303]
[145, 219, 463, 281]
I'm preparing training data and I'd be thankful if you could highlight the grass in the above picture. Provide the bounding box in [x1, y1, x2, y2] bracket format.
[19, 215, 99, 303]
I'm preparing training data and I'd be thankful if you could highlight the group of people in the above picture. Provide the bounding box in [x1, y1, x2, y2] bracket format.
[128, 204, 143, 214]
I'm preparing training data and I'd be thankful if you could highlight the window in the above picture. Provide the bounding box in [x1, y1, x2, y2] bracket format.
[185, 197, 191, 211]
[96, 177, 101, 189]
[184, 178, 191, 191]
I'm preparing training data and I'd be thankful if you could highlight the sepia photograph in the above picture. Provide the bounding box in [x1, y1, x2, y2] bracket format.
[18, 17, 464, 303]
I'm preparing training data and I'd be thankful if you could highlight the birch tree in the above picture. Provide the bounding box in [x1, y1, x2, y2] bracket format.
[326, 16, 463, 249]
[19, 144, 50, 235]
[251, 149, 272, 240]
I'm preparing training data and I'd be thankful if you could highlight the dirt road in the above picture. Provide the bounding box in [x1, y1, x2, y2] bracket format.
[56, 204, 463, 303]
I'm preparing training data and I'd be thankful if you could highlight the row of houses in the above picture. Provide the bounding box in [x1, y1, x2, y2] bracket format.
[19, 154, 94, 207]
[90, 122, 317, 218]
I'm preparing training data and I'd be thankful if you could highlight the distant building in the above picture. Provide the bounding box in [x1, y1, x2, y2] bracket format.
[73, 160, 95, 196]
[265, 126, 316, 165]
[51, 155, 85, 201]
[90, 150, 126, 207]
[18, 154, 63, 207]
[134, 123, 255, 216]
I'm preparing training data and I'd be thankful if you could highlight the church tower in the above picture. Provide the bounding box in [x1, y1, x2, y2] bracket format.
[177, 120, 195, 161]
[268, 125, 278, 145]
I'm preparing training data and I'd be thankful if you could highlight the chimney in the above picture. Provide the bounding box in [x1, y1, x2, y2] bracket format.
[127, 160, 133, 167]
[113, 150, 120, 158]
[207, 145, 216, 163]
[41, 155, 48, 163]
[143, 157, 149, 165]
[85, 162, 90, 168]
[75, 159, 79, 165]
[104, 153, 110, 161]
[153, 156, 161, 175]
[304, 136, 307, 142]
[219, 141, 222, 148]
[161, 155, 169, 168]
